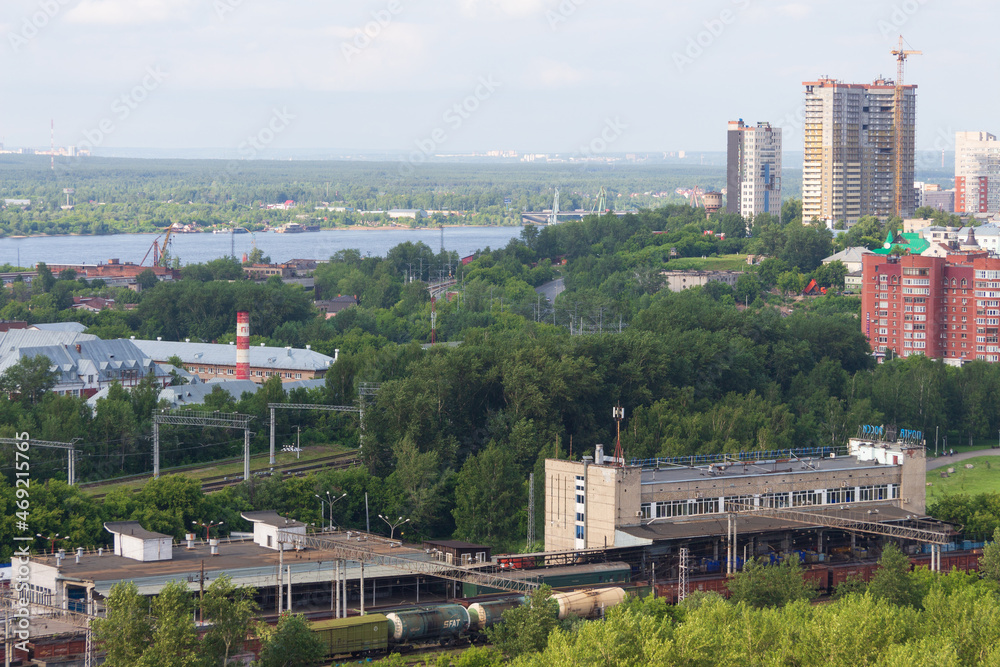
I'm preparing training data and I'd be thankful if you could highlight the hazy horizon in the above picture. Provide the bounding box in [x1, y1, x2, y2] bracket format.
[3, 0, 994, 160]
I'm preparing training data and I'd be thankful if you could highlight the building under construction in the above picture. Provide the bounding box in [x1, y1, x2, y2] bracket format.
[802, 77, 917, 225]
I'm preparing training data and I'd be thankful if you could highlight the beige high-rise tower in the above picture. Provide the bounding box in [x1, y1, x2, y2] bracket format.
[802, 78, 916, 226]
[955, 131, 1000, 215]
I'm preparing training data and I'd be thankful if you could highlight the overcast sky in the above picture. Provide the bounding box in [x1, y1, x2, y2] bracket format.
[1, 0, 994, 156]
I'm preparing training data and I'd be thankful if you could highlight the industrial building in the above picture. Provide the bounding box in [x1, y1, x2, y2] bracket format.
[802, 77, 916, 225]
[131, 338, 337, 383]
[544, 435, 933, 572]
[726, 120, 782, 220]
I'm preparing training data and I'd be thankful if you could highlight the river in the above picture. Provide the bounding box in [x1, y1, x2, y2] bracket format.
[0, 226, 527, 268]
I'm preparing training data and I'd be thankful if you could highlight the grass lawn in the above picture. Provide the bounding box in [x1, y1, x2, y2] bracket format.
[81, 444, 352, 497]
[926, 455, 1000, 502]
[663, 254, 750, 272]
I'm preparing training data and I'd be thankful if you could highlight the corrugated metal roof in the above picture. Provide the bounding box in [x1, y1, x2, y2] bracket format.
[131, 339, 335, 371]
[241, 511, 305, 528]
[28, 322, 89, 333]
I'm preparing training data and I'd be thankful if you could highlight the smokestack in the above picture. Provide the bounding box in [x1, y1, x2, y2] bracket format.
[236, 311, 250, 380]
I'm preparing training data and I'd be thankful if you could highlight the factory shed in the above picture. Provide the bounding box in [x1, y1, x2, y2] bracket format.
[104, 522, 173, 562]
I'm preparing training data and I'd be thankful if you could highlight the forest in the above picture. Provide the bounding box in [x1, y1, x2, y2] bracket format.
[0, 154, 801, 235]
[3, 204, 1000, 558]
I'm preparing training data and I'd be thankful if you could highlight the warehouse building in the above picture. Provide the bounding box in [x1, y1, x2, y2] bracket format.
[131, 338, 338, 383]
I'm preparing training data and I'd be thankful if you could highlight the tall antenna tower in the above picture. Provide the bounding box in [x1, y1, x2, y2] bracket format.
[526, 472, 535, 550]
[678, 548, 690, 602]
[891, 35, 921, 218]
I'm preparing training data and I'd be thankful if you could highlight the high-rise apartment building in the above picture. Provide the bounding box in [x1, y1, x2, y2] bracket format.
[726, 120, 782, 220]
[862, 250, 1000, 364]
[802, 78, 916, 225]
[955, 131, 1000, 215]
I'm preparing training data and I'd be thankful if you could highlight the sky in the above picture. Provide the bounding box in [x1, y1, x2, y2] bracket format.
[0, 0, 995, 158]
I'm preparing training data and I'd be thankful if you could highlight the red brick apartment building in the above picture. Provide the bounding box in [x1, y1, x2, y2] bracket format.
[862, 252, 1000, 363]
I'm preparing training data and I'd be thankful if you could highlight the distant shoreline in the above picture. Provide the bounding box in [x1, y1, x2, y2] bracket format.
[0, 224, 520, 240]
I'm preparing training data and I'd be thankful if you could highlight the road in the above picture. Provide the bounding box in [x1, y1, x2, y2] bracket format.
[535, 277, 565, 302]
[926, 449, 1000, 470]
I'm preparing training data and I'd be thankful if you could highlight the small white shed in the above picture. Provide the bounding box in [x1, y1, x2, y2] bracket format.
[241, 511, 306, 551]
[104, 522, 173, 562]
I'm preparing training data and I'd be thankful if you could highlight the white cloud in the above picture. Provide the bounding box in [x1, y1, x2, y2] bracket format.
[457, 0, 549, 19]
[776, 3, 812, 19]
[65, 0, 197, 25]
[531, 59, 588, 87]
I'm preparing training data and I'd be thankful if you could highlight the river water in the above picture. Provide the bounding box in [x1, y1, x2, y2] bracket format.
[0, 226, 527, 268]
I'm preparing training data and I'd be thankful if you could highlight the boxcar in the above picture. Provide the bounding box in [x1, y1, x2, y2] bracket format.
[311, 614, 390, 657]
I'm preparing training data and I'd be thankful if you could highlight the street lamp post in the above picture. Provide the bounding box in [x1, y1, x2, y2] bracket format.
[37, 534, 62, 555]
[377, 514, 410, 541]
[325, 492, 347, 531]
[192, 520, 224, 542]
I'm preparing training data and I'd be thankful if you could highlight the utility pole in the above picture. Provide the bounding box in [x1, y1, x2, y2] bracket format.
[526, 472, 535, 550]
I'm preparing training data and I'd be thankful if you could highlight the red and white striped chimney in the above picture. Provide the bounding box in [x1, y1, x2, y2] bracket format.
[236, 311, 250, 380]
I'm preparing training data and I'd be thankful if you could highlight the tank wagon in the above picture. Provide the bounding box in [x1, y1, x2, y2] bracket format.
[551, 588, 627, 619]
[467, 597, 526, 632]
[386, 604, 471, 646]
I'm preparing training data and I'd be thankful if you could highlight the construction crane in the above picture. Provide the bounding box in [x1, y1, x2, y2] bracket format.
[139, 226, 176, 267]
[891, 35, 921, 218]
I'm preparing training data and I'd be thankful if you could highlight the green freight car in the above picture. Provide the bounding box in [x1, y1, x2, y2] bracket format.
[311, 614, 389, 658]
[462, 562, 632, 597]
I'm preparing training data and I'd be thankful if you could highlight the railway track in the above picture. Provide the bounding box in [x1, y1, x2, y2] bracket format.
[86, 452, 359, 499]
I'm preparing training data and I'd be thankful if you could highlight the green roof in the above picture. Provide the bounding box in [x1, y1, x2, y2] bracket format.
[872, 232, 930, 256]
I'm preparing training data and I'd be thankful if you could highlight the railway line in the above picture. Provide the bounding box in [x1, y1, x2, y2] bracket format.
[84, 452, 359, 499]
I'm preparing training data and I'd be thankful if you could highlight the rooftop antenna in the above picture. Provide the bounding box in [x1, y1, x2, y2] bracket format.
[612, 405, 625, 466]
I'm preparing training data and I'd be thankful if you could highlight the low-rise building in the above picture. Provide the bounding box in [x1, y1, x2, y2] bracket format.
[822, 247, 873, 274]
[315, 296, 359, 318]
[131, 339, 337, 383]
[661, 270, 742, 292]
[0, 330, 172, 398]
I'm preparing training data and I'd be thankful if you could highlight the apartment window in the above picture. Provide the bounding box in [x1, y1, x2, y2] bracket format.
[640, 503, 652, 519]
[576, 512, 584, 522]
[575, 526, 584, 539]
[87, 375, 93, 383]
[227, 369, 234, 375]
[576, 494, 585, 504]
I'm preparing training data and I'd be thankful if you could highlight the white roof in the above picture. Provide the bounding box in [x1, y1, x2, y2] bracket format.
[130, 339, 335, 372]
[823, 247, 873, 264]
[29, 322, 89, 333]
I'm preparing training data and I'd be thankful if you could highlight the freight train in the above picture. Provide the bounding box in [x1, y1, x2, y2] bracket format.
[308, 587, 629, 659]
[655, 548, 983, 603]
